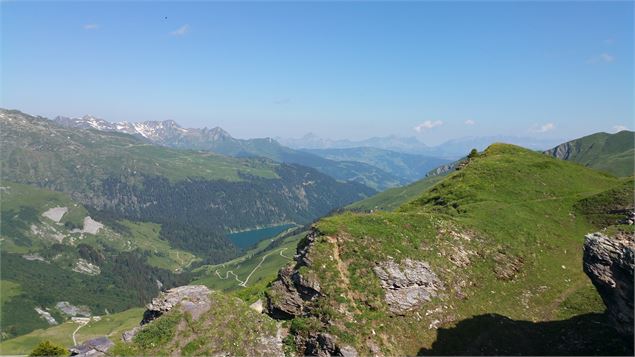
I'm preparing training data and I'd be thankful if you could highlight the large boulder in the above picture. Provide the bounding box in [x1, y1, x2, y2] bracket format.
[69, 337, 113, 357]
[583, 232, 634, 336]
[373, 258, 444, 314]
[142, 285, 211, 324]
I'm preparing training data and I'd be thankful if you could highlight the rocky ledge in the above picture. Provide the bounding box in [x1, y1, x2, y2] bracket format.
[70, 336, 114, 357]
[122, 285, 212, 343]
[266, 229, 322, 319]
[141, 284, 211, 324]
[583, 231, 634, 336]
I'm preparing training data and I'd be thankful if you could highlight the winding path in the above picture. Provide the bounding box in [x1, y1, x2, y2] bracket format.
[214, 247, 292, 288]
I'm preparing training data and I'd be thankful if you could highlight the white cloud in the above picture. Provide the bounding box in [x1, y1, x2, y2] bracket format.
[613, 125, 628, 132]
[414, 120, 443, 133]
[464, 119, 476, 126]
[170, 24, 189, 36]
[588, 53, 615, 64]
[83, 24, 99, 30]
[531, 122, 555, 133]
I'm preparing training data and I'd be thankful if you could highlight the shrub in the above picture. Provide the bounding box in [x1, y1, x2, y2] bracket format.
[29, 341, 67, 356]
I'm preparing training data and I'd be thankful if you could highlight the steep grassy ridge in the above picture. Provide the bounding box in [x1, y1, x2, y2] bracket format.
[544, 130, 634, 177]
[272, 144, 631, 355]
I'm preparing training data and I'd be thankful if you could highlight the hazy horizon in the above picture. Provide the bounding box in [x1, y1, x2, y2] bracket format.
[2, 1, 633, 145]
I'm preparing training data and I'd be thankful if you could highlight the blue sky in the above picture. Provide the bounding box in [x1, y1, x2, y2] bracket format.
[1, 1, 633, 144]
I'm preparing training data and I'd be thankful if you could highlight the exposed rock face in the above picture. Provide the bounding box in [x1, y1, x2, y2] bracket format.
[266, 229, 322, 319]
[373, 259, 443, 314]
[302, 333, 358, 357]
[70, 336, 113, 357]
[142, 285, 211, 324]
[544, 142, 574, 160]
[73, 258, 101, 276]
[583, 232, 634, 336]
[56, 301, 91, 317]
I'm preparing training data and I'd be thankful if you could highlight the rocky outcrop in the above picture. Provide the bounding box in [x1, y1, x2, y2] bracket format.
[583, 232, 634, 336]
[373, 259, 443, 314]
[544, 142, 574, 160]
[304, 333, 358, 357]
[70, 336, 113, 357]
[142, 285, 211, 324]
[266, 229, 322, 319]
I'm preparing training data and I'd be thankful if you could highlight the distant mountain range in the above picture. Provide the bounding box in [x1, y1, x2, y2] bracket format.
[278, 133, 564, 159]
[53, 115, 449, 190]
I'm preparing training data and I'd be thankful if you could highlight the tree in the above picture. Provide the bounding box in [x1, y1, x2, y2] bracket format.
[467, 148, 479, 159]
[29, 340, 68, 356]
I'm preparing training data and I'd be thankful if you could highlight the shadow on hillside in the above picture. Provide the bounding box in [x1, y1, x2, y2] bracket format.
[418, 312, 634, 356]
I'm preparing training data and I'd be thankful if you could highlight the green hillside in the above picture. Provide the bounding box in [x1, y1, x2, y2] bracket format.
[544, 130, 634, 177]
[0, 308, 144, 355]
[0, 109, 373, 262]
[0, 181, 194, 340]
[266, 144, 632, 355]
[192, 230, 306, 296]
[346, 175, 445, 211]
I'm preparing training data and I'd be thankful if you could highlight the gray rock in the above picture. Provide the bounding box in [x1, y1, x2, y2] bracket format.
[121, 326, 140, 343]
[339, 345, 359, 357]
[70, 336, 113, 357]
[266, 266, 315, 319]
[583, 232, 634, 336]
[373, 259, 443, 314]
[304, 333, 357, 357]
[56, 301, 91, 317]
[142, 285, 211, 324]
[266, 229, 322, 319]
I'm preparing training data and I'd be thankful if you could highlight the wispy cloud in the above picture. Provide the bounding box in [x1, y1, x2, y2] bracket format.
[604, 38, 615, 45]
[531, 122, 555, 133]
[464, 119, 476, 126]
[613, 125, 628, 132]
[273, 97, 291, 105]
[587, 53, 614, 64]
[414, 120, 443, 133]
[83, 24, 99, 30]
[170, 24, 189, 36]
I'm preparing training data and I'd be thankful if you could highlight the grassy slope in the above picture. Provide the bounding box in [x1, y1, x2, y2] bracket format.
[111, 292, 279, 357]
[282, 144, 630, 355]
[545, 130, 634, 177]
[346, 175, 445, 211]
[193, 230, 305, 295]
[0, 308, 144, 355]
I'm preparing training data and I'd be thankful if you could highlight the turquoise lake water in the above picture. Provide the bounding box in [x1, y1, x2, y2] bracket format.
[227, 224, 295, 250]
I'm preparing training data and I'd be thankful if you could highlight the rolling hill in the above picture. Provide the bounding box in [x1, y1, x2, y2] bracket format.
[544, 130, 634, 177]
